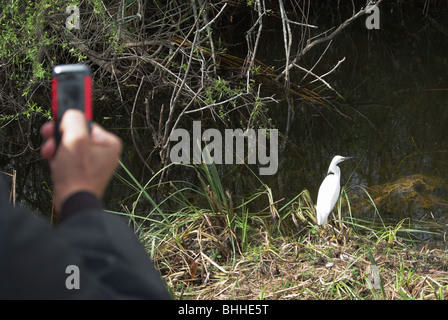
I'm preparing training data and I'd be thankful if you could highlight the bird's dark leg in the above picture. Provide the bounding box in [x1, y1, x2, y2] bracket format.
[318, 223, 333, 242]
[329, 219, 338, 241]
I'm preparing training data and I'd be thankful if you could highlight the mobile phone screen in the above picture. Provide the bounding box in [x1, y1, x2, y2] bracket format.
[51, 64, 92, 148]
[52, 64, 92, 122]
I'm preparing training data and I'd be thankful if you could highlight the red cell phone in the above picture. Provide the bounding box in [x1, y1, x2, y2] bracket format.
[51, 64, 92, 148]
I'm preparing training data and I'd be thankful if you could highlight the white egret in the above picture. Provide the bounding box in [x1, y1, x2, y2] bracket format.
[316, 155, 354, 226]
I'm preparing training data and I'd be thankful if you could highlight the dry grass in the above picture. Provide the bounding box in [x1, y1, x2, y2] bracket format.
[149, 210, 448, 300]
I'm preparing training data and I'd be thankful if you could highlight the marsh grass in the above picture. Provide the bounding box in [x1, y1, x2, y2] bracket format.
[108, 162, 448, 300]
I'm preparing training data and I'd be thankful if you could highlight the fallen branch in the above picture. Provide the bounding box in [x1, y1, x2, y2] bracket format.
[294, 59, 345, 99]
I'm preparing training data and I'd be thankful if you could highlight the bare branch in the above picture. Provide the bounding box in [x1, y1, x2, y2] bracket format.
[293, 62, 344, 98]
[276, 0, 383, 82]
[196, 3, 228, 33]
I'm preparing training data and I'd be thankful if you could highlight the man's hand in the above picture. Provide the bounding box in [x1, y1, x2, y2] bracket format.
[40, 110, 122, 213]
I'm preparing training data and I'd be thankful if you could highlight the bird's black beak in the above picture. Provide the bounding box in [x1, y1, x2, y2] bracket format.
[343, 156, 355, 161]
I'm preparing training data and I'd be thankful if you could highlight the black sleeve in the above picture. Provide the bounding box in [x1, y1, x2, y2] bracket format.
[59, 191, 103, 222]
[0, 178, 171, 299]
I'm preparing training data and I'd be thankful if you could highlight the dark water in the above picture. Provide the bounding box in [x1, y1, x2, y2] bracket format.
[1, 2, 447, 242]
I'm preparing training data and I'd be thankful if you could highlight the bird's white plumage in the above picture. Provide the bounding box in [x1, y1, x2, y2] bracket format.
[316, 174, 340, 225]
[316, 155, 350, 226]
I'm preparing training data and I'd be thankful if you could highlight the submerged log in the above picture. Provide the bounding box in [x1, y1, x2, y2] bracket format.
[350, 174, 448, 219]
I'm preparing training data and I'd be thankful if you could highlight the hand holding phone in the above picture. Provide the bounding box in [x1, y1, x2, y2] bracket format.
[43, 65, 122, 212]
